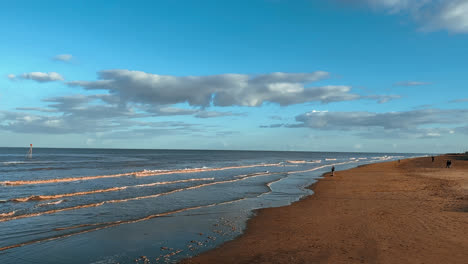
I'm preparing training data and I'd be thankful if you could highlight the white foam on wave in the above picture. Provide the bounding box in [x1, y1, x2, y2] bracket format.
[181, 166, 211, 171]
[2, 160, 55, 165]
[286, 160, 307, 164]
[0, 171, 280, 223]
[0, 211, 16, 217]
[2, 161, 27, 165]
[37, 200, 64, 207]
[286, 160, 321, 164]
[9, 178, 215, 203]
[0, 162, 282, 186]
[141, 169, 170, 173]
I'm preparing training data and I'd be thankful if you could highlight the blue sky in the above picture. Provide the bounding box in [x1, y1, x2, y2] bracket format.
[1, 0, 468, 153]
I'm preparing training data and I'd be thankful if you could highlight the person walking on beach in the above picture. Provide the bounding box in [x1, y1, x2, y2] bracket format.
[432, 156, 435, 162]
[331, 166, 335, 176]
[446, 160, 452, 168]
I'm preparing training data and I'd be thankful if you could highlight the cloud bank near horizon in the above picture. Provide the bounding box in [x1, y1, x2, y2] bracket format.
[262, 108, 467, 139]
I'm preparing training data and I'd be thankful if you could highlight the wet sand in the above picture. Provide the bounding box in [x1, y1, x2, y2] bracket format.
[182, 155, 468, 264]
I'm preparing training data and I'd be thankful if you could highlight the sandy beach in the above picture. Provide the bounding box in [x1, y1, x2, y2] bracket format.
[182, 155, 468, 264]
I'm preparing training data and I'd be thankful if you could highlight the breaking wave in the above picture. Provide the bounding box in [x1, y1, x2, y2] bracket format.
[0, 162, 281, 186]
[0, 172, 278, 223]
[37, 200, 64, 207]
[8, 178, 214, 203]
[0, 211, 16, 218]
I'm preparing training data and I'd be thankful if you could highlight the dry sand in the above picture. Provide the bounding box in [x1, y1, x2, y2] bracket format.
[182, 155, 468, 264]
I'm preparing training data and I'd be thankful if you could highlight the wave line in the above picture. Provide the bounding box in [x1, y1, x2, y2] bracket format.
[0, 172, 277, 223]
[8, 178, 214, 203]
[0, 161, 367, 252]
[0, 163, 281, 186]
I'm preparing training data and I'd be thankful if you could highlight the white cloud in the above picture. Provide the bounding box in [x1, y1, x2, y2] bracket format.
[52, 54, 73, 62]
[7, 74, 16, 80]
[18, 72, 64, 82]
[432, 0, 468, 33]
[343, 0, 468, 33]
[67, 70, 370, 107]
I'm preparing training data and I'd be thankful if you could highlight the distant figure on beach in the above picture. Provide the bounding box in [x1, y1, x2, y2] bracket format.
[446, 160, 452, 168]
[398, 159, 400, 163]
[331, 166, 335, 176]
[432, 156, 435, 162]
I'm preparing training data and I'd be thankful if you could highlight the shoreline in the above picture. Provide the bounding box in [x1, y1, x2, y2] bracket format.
[181, 155, 468, 264]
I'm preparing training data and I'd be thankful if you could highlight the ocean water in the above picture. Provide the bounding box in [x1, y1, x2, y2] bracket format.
[0, 148, 420, 263]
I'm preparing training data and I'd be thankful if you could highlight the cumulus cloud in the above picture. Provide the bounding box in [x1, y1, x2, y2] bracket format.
[15, 72, 64, 82]
[52, 54, 73, 62]
[341, 0, 468, 33]
[67, 70, 367, 107]
[264, 108, 468, 138]
[394, 81, 431, 86]
[3, 69, 406, 136]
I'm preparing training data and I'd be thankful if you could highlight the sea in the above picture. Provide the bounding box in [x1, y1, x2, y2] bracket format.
[0, 148, 422, 264]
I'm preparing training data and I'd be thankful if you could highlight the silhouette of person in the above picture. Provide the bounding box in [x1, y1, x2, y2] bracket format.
[432, 156, 435, 162]
[331, 166, 335, 176]
[446, 160, 452, 168]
